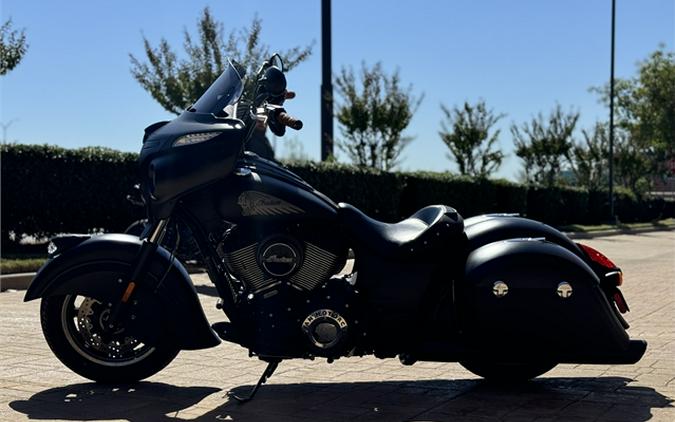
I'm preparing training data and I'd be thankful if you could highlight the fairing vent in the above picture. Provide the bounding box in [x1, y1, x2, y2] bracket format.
[223, 242, 338, 292]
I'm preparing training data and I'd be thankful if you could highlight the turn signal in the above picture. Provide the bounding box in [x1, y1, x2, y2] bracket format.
[605, 270, 623, 286]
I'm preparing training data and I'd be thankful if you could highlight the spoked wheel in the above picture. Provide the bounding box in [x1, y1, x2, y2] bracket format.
[460, 360, 557, 383]
[41, 294, 179, 383]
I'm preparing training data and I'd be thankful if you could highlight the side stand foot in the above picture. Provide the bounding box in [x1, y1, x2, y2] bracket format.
[228, 360, 280, 403]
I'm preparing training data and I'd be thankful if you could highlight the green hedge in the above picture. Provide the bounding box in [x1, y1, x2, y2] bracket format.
[1, 144, 672, 245]
[287, 162, 406, 222]
[1, 144, 143, 241]
[400, 172, 528, 218]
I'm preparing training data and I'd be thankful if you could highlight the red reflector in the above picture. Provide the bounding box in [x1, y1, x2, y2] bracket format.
[613, 291, 629, 313]
[577, 243, 618, 269]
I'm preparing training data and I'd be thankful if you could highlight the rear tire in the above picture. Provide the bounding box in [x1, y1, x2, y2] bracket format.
[41, 294, 179, 383]
[460, 360, 556, 383]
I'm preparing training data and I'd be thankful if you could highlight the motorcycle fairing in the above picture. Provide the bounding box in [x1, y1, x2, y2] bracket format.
[24, 234, 220, 350]
[139, 112, 248, 206]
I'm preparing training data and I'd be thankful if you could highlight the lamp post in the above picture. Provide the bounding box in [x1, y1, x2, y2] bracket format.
[608, 0, 616, 222]
[321, 0, 334, 161]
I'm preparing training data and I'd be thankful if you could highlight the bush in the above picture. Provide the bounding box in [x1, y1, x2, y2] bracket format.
[1, 144, 142, 246]
[1, 144, 672, 246]
[526, 187, 590, 226]
[288, 162, 406, 222]
[399, 172, 527, 218]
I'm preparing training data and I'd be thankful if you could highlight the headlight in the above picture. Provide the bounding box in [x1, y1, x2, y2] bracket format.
[173, 131, 222, 147]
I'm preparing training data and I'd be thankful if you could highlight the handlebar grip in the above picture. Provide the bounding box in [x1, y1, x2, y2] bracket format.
[277, 111, 303, 130]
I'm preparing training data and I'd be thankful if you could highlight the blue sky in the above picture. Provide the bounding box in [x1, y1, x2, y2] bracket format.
[1, 0, 673, 180]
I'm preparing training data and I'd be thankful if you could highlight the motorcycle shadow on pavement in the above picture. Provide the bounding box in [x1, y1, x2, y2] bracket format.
[8, 382, 219, 422]
[9, 376, 673, 421]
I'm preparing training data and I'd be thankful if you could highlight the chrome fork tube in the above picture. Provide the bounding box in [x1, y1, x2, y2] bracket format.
[147, 219, 168, 244]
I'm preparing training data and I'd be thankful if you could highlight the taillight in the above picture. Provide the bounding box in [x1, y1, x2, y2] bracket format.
[577, 243, 618, 270]
[578, 243, 624, 286]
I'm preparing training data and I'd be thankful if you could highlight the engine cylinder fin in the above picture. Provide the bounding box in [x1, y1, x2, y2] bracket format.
[223, 243, 268, 290]
[223, 240, 340, 292]
[289, 242, 338, 291]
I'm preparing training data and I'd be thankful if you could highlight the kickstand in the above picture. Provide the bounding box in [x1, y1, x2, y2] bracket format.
[229, 359, 280, 403]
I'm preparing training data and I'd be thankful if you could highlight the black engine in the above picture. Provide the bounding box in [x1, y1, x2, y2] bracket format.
[218, 222, 360, 358]
[220, 222, 347, 293]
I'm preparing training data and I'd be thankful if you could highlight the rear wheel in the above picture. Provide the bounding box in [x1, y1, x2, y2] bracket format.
[41, 294, 179, 383]
[460, 360, 556, 383]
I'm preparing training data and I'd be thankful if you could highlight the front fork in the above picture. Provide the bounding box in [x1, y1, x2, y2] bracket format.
[107, 219, 169, 329]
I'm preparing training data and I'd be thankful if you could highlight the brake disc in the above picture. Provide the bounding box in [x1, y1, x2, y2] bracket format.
[75, 297, 141, 358]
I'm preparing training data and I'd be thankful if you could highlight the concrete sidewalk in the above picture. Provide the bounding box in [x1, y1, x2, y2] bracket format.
[1, 232, 674, 421]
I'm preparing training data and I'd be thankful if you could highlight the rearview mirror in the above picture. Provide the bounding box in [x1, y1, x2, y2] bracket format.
[271, 54, 285, 72]
[263, 66, 287, 97]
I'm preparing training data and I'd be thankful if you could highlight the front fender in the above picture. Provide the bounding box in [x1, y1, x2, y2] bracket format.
[25, 234, 220, 350]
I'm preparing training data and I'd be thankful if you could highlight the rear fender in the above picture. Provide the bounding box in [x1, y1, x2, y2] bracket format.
[25, 234, 220, 350]
[464, 215, 583, 257]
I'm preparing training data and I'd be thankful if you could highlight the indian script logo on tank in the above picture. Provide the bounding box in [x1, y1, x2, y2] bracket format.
[237, 191, 304, 216]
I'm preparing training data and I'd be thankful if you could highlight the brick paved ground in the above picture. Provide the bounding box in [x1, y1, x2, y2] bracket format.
[1, 231, 673, 421]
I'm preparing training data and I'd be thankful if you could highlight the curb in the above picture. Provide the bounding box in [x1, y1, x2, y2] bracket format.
[565, 225, 675, 239]
[0, 272, 35, 292]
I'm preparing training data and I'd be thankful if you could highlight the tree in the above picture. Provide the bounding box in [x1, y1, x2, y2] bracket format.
[511, 104, 579, 187]
[129, 7, 313, 115]
[439, 100, 505, 178]
[335, 62, 422, 171]
[591, 46, 675, 192]
[0, 19, 28, 75]
[568, 122, 609, 191]
[614, 134, 654, 195]
[631, 47, 675, 166]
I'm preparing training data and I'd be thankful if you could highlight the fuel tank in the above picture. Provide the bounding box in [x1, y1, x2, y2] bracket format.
[216, 154, 339, 223]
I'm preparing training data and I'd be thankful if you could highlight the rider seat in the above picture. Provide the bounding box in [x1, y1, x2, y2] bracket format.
[337, 204, 464, 257]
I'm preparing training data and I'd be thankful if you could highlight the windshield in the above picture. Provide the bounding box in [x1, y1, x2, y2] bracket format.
[189, 60, 244, 115]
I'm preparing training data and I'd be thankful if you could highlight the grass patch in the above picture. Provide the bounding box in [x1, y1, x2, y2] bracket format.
[560, 218, 675, 233]
[1, 258, 47, 274]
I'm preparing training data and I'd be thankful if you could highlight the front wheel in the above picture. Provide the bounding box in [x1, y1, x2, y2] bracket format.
[459, 360, 556, 383]
[41, 294, 179, 383]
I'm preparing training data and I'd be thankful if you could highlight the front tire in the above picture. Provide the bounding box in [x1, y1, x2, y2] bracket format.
[41, 294, 179, 383]
[460, 360, 556, 383]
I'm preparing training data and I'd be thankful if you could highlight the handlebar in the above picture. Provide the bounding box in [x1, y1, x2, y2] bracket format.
[276, 111, 303, 130]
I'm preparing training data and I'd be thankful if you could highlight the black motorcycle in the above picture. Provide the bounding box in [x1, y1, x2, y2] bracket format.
[25, 54, 645, 401]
